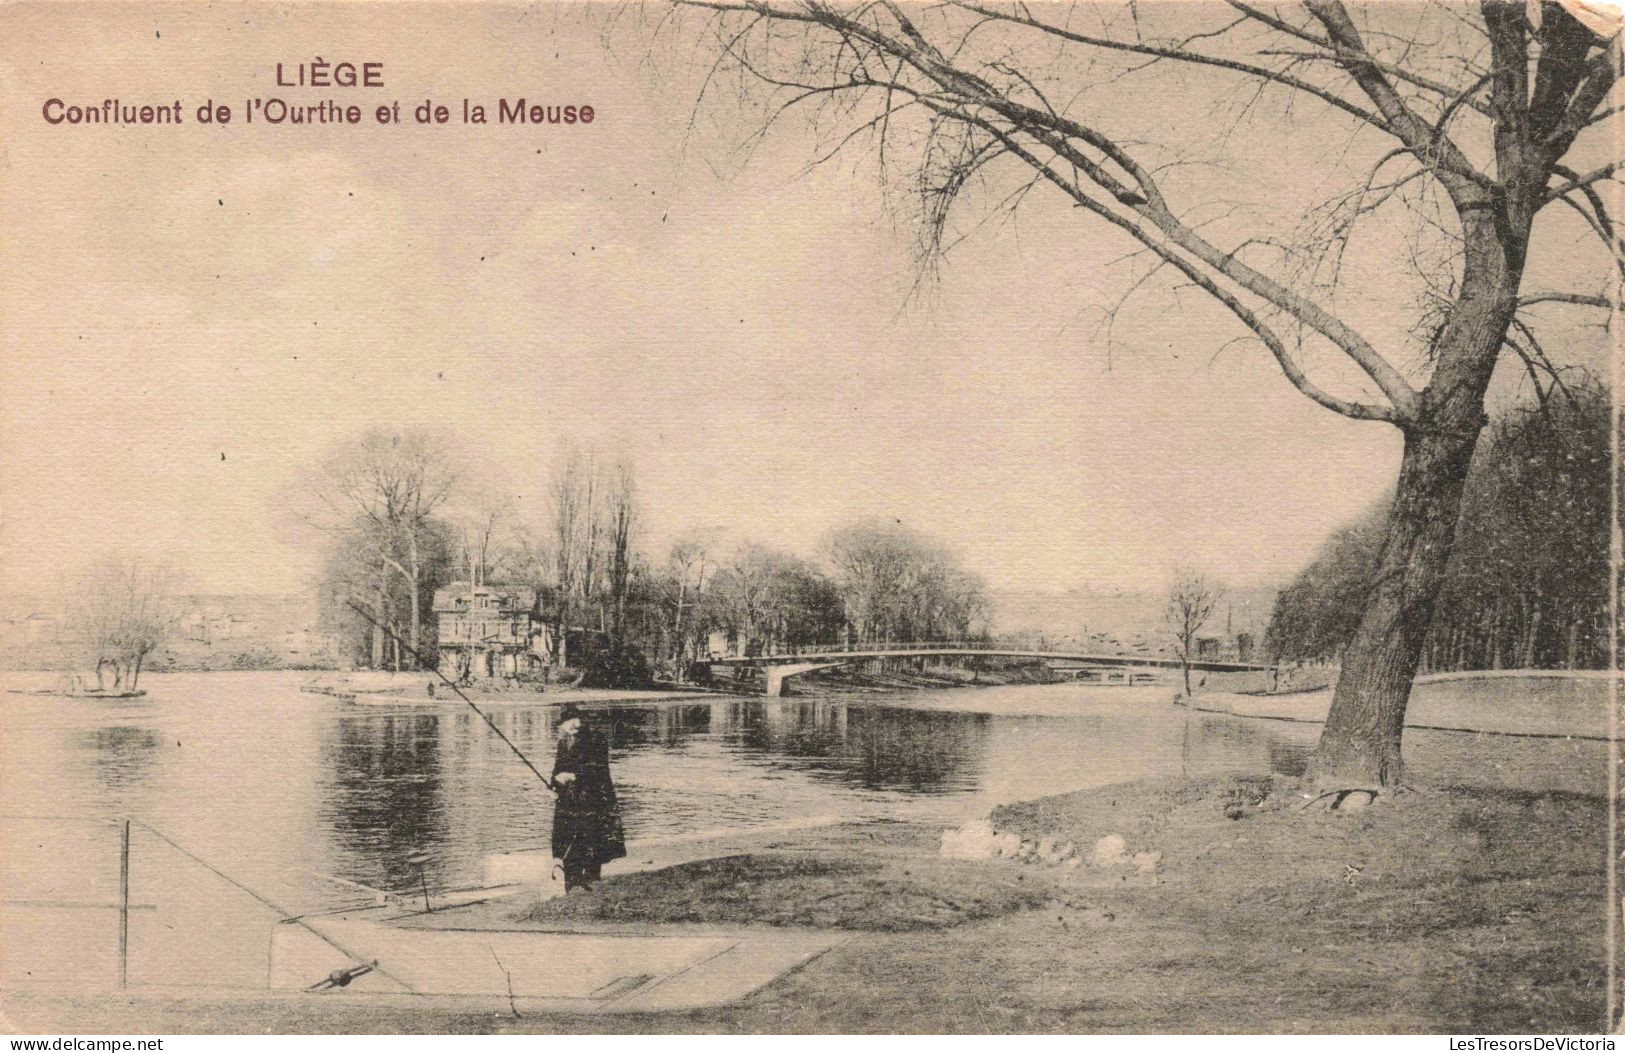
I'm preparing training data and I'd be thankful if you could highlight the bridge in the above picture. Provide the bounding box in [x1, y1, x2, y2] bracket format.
[704, 643, 1273, 696]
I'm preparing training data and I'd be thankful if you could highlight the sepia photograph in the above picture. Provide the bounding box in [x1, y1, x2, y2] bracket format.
[0, 0, 1620, 1037]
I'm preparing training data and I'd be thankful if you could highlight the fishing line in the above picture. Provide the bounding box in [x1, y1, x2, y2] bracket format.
[344, 600, 557, 794]
[133, 819, 410, 992]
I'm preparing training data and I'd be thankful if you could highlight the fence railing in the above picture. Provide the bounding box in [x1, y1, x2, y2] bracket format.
[0, 814, 383, 993]
[720, 639, 1011, 659]
[717, 640, 1192, 659]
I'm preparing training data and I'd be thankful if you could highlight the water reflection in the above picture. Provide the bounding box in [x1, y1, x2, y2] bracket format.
[584, 700, 992, 793]
[606, 704, 717, 747]
[736, 703, 989, 793]
[318, 713, 451, 891]
[0, 672, 1610, 910]
[1181, 715, 1313, 779]
[78, 724, 162, 796]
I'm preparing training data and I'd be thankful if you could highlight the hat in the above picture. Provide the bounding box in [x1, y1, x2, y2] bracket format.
[557, 703, 583, 723]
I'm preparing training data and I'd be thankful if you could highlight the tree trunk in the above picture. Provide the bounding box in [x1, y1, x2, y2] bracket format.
[555, 592, 569, 670]
[407, 534, 422, 668]
[672, 578, 687, 681]
[1522, 606, 1541, 669]
[371, 562, 387, 669]
[1489, 600, 1503, 670]
[1309, 421, 1485, 785]
[407, 577, 421, 669]
[130, 651, 144, 691]
[1309, 203, 1524, 787]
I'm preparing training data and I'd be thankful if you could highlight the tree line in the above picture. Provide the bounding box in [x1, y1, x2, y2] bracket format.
[1265, 382, 1610, 672]
[647, 0, 1618, 785]
[298, 427, 992, 684]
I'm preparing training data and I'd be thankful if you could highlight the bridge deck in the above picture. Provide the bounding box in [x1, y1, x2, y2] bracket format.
[707, 648, 1271, 674]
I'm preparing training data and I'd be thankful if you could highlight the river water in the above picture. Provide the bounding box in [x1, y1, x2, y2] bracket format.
[0, 671, 1608, 915]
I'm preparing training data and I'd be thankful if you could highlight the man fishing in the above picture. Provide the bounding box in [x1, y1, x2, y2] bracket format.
[551, 703, 625, 892]
[343, 601, 624, 891]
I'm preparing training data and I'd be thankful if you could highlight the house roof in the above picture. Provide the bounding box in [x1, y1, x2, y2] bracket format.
[431, 583, 538, 614]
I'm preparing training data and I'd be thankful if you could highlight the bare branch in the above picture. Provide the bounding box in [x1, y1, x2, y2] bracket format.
[1542, 160, 1623, 204]
[947, 0, 1388, 129]
[965, 111, 1397, 421]
[1516, 291, 1617, 309]
[1302, 0, 1493, 205]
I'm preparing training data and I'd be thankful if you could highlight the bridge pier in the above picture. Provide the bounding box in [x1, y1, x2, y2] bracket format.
[763, 661, 844, 697]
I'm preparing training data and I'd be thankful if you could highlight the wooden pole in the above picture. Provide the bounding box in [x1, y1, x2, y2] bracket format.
[117, 819, 130, 990]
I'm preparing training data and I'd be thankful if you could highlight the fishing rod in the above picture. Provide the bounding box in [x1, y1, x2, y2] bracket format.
[134, 819, 402, 992]
[345, 600, 557, 795]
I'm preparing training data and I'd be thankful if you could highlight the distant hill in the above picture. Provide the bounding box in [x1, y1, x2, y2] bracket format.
[991, 585, 1278, 647]
[0, 591, 327, 671]
[0, 592, 313, 628]
[168, 592, 316, 630]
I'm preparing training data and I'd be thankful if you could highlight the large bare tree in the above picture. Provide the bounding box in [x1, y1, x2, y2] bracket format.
[666, 529, 720, 675]
[309, 427, 463, 667]
[826, 518, 991, 644]
[1165, 565, 1224, 697]
[64, 555, 178, 693]
[543, 443, 589, 667]
[605, 456, 640, 649]
[662, 0, 1621, 786]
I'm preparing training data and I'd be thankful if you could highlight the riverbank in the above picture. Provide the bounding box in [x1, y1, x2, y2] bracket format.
[302, 671, 721, 706]
[6, 771, 1613, 1034]
[301, 659, 1066, 706]
[1187, 671, 1618, 740]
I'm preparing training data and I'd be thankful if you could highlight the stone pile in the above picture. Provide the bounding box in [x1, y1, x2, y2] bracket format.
[939, 820, 1161, 876]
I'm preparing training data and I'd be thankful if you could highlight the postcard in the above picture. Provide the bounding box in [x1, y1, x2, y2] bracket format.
[0, 0, 1619, 1037]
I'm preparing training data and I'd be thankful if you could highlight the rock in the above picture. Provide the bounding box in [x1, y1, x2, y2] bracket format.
[1132, 850, 1162, 875]
[939, 819, 997, 860]
[1091, 833, 1129, 867]
[994, 832, 1023, 858]
[1036, 836, 1073, 865]
[1336, 789, 1377, 811]
[1064, 856, 1082, 868]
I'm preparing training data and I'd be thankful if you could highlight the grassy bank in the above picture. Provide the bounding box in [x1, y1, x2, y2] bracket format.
[6, 773, 1613, 1034]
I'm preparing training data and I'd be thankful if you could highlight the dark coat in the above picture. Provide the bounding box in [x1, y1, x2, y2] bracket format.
[551, 725, 626, 865]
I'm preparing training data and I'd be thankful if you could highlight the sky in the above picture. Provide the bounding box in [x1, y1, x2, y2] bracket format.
[0, 2, 1613, 599]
